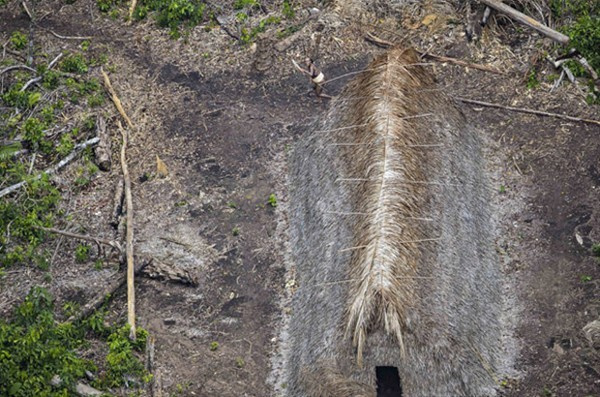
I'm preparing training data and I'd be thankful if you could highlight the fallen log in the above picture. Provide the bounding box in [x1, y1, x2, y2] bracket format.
[67, 257, 152, 324]
[479, 0, 569, 44]
[0, 137, 99, 198]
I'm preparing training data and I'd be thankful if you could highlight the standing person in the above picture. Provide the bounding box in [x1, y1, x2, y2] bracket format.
[303, 57, 332, 99]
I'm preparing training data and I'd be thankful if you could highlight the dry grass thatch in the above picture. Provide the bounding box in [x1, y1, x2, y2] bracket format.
[342, 48, 438, 365]
[284, 46, 508, 396]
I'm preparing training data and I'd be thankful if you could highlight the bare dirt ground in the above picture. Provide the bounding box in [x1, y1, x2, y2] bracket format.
[1, 0, 600, 396]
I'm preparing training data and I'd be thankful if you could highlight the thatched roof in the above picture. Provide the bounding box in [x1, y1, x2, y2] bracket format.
[284, 47, 507, 396]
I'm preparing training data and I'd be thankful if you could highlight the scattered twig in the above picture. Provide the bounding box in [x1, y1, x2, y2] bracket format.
[363, 32, 504, 75]
[101, 67, 134, 129]
[364, 32, 393, 48]
[41, 27, 92, 41]
[422, 52, 505, 75]
[479, 0, 569, 44]
[37, 226, 122, 253]
[19, 76, 42, 92]
[0, 137, 99, 198]
[456, 97, 600, 126]
[20, 53, 63, 92]
[118, 120, 136, 340]
[21, 1, 33, 20]
[0, 64, 36, 75]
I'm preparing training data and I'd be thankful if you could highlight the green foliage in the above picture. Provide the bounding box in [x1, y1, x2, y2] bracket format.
[137, 0, 206, 38]
[97, 0, 119, 12]
[550, 0, 600, 19]
[209, 341, 219, 351]
[2, 85, 41, 110]
[564, 16, 600, 73]
[233, 0, 259, 10]
[592, 243, 600, 256]
[0, 173, 60, 267]
[0, 287, 94, 396]
[9, 31, 27, 50]
[56, 132, 75, 156]
[232, 226, 240, 236]
[98, 325, 149, 388]
[268, 193, 277, 207]
[552, 1, 600, 81]
[240, 15, 281, 44]
[282, 0, 295, 19]
[60, 54, 89, 74]
[526, 69, 540, 89]
[74, 243, 90, 263]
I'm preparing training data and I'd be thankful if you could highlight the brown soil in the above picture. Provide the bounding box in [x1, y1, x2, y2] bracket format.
[1, 1, 599, 396]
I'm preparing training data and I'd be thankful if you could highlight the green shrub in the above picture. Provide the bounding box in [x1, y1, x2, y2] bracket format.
[60, 54, 89, 74]
[74, 243, 90, 262]
[0, 287, 94, 396]
[98, 325, 150, 388]
[137, 0, 205, 37]
[9, 31, 27, 50]
[0, 174, 60, 267]
[282, 0, 295, 19]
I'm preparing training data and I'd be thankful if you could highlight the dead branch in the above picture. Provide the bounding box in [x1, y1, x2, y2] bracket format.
[421, 52, 505, 75]
[0, 64, 36, 75]
[20, 53, 63, 92]
[479, 0, 569, 44]
[118, 120, 136, 340]
[0, 137, 99, 198]
[67, 257, 152, 324]
[37, 226, 122, 253]
[101, 67, 134, 129]
[94, 115, 111, 171]
[456, 97, 600, 126]
[40, 26, 92, 40]
[364, 32, 393, 48]
[363, 33, 504, 75]
[129, 0, 138, 22]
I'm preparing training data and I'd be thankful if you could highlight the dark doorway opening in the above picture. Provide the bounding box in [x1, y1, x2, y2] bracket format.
[376, 366, 402, 397]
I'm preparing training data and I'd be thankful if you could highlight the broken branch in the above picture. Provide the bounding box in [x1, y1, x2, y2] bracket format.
[117, 120, 136, 340]
[101, 67, 134, 129]
[0, 137, 99, 198]
[456, 96, 600, 126]
[37, 226, 122, 253]
[479, 0, 569, 44]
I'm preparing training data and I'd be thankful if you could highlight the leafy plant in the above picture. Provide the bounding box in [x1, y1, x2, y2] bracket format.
[592, 243, 600, 256]
[282, 0, 295, 19]
[9, 31, 27, 50]
[0, 287, 95, 396]
[138, 0, 206, 38]
[75, 243, 90, 263]
[209, 341, 219, 351]
[60, 54, 89, 74]
[526, 69, 540, 89]
[98, 325, 149, 388]
[268, 193, 277, 207]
